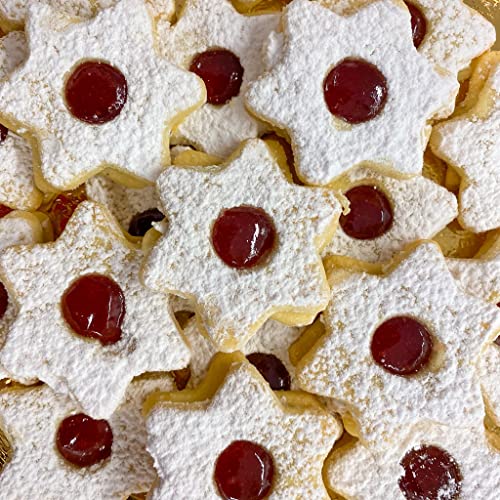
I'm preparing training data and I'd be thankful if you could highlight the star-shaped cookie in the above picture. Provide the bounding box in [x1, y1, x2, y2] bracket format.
[296, 242, 500, 450]
[246, 0, 457, 185]
[0, 201, 190, 418]
[0, 0, 205, 191]
[145, 353, 341, 499]
[0, 376, 174, 498]
[142, 139, 341, 352]
[431, 57, 500, 232]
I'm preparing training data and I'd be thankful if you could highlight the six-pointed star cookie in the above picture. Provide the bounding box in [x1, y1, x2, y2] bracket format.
[145, 354, 341, 499]
[0, 201, 190, 418]
[142, 139, 341, 351]
[246, 0, 458, 185]
[0, 0, 205, 191]
[0, 376, 174, 498]
[158, 0, 278, 157]
[431, 59, 500, 232]
[296, 242, 500, 450]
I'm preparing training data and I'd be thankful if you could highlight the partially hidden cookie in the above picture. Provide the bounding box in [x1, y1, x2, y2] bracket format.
[145, 353, 342, 499]
[0, 376, 174, 498]
[142, 139, 341, 352]
[0, 0, 205, 192]
[245, 0, 458, 185]
[0, 201, 190, 418]
[158, 0, 278, 157]
[296, 242, 500, 450]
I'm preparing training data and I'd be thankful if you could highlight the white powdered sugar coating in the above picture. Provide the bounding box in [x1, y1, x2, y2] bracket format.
[0, 0, 205, 191]
[0, 201, 190, 419]
[296, 242, 500, 450]
[142, 139, 340, 351]
[0, 31, 27, 79]
[146, 361, 341, 499]
[323, 166, 457, 263]
[158, 0, 279, 157]
[96, 0, 176, 20]
[182, 317, 303, 388]
[86, 174, 161, 233]
[431, 62, 500, 232]
[326, 421, 500, 499]
[0, 377, 174, 499]
[246, 0, 458, 185]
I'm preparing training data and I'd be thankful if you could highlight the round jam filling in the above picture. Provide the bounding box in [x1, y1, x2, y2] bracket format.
[324, 58, 388, 124]
[340, 185, 393, 240]
[405, 1, 427, 49]
[61, 274, 126, 345]
[399, 445, 462, 500]
[246, 353, 291, 391]
[190, 49, 244, 105]
[56, 413, 113, 468]
[214, 440, 274, 500]
[48, 186, 87, 237]
[0, 204, 13, 218]
[128, 208, 164, 237]
[65, 61, 127, 124]
[371, 316, 433, 376]
[211, 206, 276, 269]
[0, 282, 8, 320]
[0, 124, 8, 143]
[495, 335, 500, 347]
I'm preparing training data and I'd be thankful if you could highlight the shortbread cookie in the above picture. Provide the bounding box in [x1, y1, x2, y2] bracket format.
[296, 242, 500, 449]
[158, 0, 278, 157]
[326, 421, 500, 499]
[246, 0, 458, 185]
[431, 58, 500, 232]
[142, 139, 341, 352]
[0, 201, 190, 418]
[145, 353, 342, 499]
[323, 165, 457, 263]
[0, 0, 205, 192]
[0, 376, 174, 498]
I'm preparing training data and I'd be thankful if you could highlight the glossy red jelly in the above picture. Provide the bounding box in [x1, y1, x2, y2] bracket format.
[190, 49, 244, 105]
[48, 185, 87, 237]
[128, 208, 164, 237]
[214, 440, 274, 500]
[405, 1, 427, 49]
[340, 185, 393, 240]
[61, 274, 126, 346]
[0, 282, 8, 320]
[212, 206, 276, 269]
[65, 61, 127, 124]
[0, 124, 8, 143]
[0, 204, 13, 218]
[399, 445, 462, 500]
[324, 58, 388, 124]
[246, 352, 291, 391]
[56, 413, 113, 467]
[371, 316, 433, 376]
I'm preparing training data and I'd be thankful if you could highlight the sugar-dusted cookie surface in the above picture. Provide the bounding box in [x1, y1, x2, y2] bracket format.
[145, 354, 342, 499]
[0, 0, 205, 192]
[0, 201, 190, 418]
[296, 242, 500, 450]
[246, 0, 458, 185]
[431, 56, 500, 232]
[142, 139, 341, 352]
[158, 0, 278, 157]
[0, 377, 174, 498]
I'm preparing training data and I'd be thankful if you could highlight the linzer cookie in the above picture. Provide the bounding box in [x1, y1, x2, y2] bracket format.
[145, 353, 342, 499]
[0, 0, 205, 192]
[245, 0, 458, 185]
[142, 139, 341, 351]
[0, 201, 190, 418]
[296, 242, 500, 450]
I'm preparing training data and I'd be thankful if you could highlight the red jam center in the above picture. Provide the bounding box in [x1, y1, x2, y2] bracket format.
[371, 316, 433, 376]
[212, 206, 276, 269]
[61, 274, 125, 346]
[128, 208, 164, 237]
[324, 58, 388, 124]
[495, 335, 500, 347]
[56, 413, 113, 468]
[0, 204, 13, 218]
[48, 186, 87, 237]
[190, 49, 244, 105]
[0, 124, 8, 144]
[65, 61, 127, 124]
[214, 440, 274, 500]
[0, 282, 8, 320]
[340, 185, 393, 240]
[399, 445, 462, 500]
[246, 353, 291, 391]
[405, 1, 427, 49]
